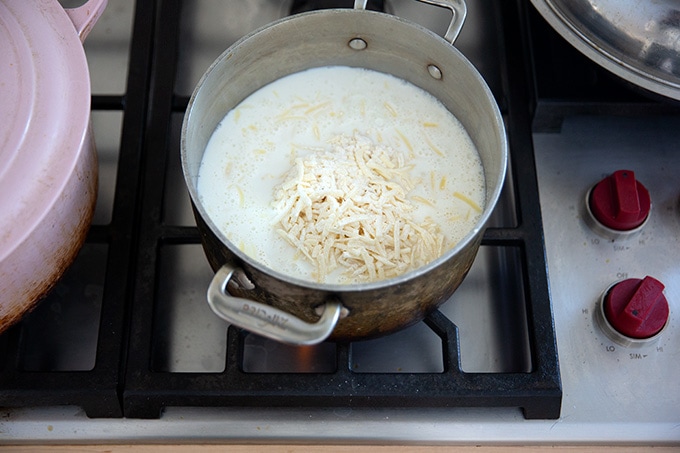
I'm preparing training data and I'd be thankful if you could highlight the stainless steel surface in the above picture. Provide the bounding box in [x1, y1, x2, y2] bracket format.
[535, 115, 680, 441]
[2, 0, 679, 445]
[530, 0, 680, 101]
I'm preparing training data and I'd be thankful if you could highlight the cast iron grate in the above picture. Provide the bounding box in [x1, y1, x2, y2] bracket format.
[125, 307, 562, 419]
[0, 0, 562, 419]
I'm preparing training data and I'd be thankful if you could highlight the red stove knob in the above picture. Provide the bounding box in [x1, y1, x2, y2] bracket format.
[600, 276, 670, 345]
[588, 170, 651, 232]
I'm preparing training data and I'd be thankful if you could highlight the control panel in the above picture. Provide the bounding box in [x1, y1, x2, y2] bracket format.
[533, 114, 679, 424]
[584, 169, 671, 347]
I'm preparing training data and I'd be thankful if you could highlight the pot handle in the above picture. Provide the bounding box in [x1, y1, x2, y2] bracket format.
[353, 0, 467, 44]
[65, 0, 108, 43]
[207, 264, 344, 345]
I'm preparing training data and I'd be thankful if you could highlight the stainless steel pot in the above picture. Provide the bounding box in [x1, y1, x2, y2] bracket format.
[181, 0, 507, 344]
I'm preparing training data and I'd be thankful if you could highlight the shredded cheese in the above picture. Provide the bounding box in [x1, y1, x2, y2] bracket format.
[272, 133, 447, 283]
[453, 191, 483, 213]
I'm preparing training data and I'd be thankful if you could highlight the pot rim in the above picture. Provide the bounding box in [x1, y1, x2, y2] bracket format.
[530, 0, 680, 101]
[0, 0, 93, 262]
[182, 8, 508, 292]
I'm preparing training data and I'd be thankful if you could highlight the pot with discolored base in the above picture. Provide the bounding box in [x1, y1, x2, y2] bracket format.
[181, 0, 507, 344]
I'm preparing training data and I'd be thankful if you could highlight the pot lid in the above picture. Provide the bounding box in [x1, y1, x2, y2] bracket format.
[530, 0, 680, 101]
[0, 0, 99, 261]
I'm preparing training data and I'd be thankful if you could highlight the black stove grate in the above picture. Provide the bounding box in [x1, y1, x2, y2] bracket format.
[0, 0, 562, 420]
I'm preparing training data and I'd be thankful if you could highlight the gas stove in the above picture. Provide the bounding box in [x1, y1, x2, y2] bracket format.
[0, 0, 678, 445]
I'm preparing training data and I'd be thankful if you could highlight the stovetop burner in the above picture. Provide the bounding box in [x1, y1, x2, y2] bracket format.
[1, 0, 564, 421]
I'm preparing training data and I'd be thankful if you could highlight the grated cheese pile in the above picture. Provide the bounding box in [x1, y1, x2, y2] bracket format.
[272, 134, 446, 283]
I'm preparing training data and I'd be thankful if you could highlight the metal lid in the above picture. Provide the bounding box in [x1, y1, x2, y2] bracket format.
[531, 0, 680, 101]
[0, 0, 97, 261]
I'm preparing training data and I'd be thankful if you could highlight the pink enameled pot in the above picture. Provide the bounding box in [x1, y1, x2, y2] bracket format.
[0, 0, 107, 333]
